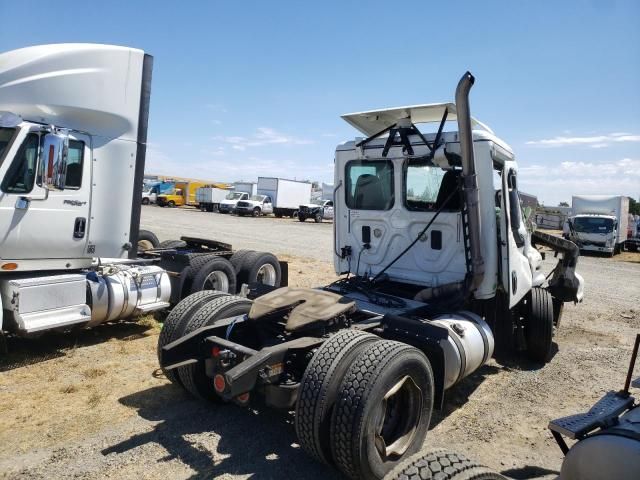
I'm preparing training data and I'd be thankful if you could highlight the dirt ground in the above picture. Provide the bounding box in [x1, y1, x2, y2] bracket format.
[1, 250, 639, 479]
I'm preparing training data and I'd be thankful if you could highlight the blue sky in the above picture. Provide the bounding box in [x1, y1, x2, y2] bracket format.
[1, 0, 639, 205]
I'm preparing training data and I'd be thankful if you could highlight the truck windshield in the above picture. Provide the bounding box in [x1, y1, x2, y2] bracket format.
[311, 199, 325, 205]
[250, 195, 266, 202]
[572, 217, 614, 234]
[226, 192, 244, 200]
[0, 127, 16, 165]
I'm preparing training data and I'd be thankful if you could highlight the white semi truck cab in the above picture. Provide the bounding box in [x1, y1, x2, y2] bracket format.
[568, 195, 629, 256]
[0, 44, 171, 338]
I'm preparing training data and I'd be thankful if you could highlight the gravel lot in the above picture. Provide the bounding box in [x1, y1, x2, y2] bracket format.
[1, 206, 639, 480]
[140, 205, 334, 262]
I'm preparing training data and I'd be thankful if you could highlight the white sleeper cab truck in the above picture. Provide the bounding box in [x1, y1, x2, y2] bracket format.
[159, 73, 585, 479]
[568, 195, 629, 256]
[0, 44, 172, 344]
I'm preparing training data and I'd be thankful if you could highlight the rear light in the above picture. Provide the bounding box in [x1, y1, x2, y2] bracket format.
[214, 374, 226, 393]
[211, 346, 221, 357]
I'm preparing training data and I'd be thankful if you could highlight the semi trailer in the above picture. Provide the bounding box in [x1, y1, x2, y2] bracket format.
[0, 44, 285, 346]
[159, 73, 584, 479]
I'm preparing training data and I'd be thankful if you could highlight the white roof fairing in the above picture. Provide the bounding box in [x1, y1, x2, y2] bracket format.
[341, 102, 494, 137]
[0, 44, 147, 141]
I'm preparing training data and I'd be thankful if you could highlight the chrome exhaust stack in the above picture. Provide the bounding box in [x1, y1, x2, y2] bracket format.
[455, 72, 485, 291]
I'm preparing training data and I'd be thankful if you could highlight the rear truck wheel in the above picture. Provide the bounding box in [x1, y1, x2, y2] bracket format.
[252, 207, 261, 217]
[295, 329, 378, 465]
[330, 340, 434, 480]
[190, 257, 237, 294]
[384, 448, 507, 480]
[314, 212, 323, 223]
[168, 200, 176, 208]
[235, 251, 282, 290]
[137, 229, 159, 251]
[229, 249, 256, 273]
[298, 214, 307, 222]
[157, 290, 230, 385]
[292, 209, 299, 218]
[178, 255, 222, 298]
[159, 239, 187, 249]
[142, 197, 150, 205]
[524, 287, 554, 363]
[177, 296, 253, 401]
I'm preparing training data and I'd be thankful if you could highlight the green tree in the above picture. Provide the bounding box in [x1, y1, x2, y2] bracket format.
[558, 201, 569, 207]
[629, 197, 640, 216]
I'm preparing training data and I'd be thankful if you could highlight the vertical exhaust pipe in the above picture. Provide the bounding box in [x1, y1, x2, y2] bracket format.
[455, 72, 485, 291]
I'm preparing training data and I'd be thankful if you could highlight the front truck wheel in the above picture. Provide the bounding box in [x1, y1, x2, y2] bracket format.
[295, 329, 378, 465]
[384, 448, 507, 480]
[330, 340, 434, 480]
[177, 296, 253, 401]
[157, 290, 230, 385]
[524, 287, 554, 363]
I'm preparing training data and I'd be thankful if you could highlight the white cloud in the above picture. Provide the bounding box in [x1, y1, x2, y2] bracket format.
[526, 132, 640, 147]
[214, 127, 313, 149]
[519, 158, 640, 204]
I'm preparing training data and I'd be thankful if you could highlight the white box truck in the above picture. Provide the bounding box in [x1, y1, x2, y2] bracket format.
[196, 186, 230, 212]
[256, 177, 311, 217]
[218, 182, 257, 213]
[568, 195, 629, 256]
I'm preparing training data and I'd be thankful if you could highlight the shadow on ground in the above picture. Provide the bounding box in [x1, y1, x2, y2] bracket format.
[0, 320, 153, 372]
[103, 384, 337, 480]
[501, 465, 559, 479]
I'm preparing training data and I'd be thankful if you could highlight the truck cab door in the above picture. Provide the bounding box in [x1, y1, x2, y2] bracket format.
[500, 167, 532, 308]
[0, 127, 91, 261]
[324, 200, 334, 219]
[263, 196, 273, 214]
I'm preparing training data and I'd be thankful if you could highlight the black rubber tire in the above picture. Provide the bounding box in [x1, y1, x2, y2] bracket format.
[142, 197, 150, 205]
[137, 229, 159, 250]
[314, 213, 323, 223]
[331, 340, 435, 480]
[159, 239, 187, 249]
[177, 296, 253, 401]
[229, 249, 255, 272]
[295, 329, 378, 465]
[168, 200, 176, 207]
[252, 207, 261, 217]
[190, 257, 237, 294]
[157, 290, 230, 385]
[525, 287, 554, 363]
[384, 448, 507, 480]
[298, 214, 307, 222]
[235, 251, 282, 289]
[178, 255, 220, 298]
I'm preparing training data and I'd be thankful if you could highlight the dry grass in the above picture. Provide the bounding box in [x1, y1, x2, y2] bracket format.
[86, 392, 102, 409]
[137, 315, 162, 333]
[60, 385, 78, 394]
[82, 368, 106, 379]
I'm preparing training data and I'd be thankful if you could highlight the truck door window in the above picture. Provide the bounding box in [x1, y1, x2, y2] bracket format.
[345, 160, 394, 210]
[404, 161, 459, 211]
[507, 170, 525, 247]
[64, 140, 84, 189]
[1, 133, 39, 194]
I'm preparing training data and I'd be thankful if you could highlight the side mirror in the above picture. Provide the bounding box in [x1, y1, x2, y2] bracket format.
[40, 132, 68, 190]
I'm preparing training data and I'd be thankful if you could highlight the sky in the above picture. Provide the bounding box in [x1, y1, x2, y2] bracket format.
[1, 0, 639, 206]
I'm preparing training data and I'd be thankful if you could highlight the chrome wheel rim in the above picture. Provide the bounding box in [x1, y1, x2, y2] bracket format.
[374, 375, 422, 459]
[256, 264, 277, 285]
[203, 271, 229, 292]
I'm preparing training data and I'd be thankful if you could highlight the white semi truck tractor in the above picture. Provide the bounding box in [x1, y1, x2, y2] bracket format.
[159, 72, 585, 479]
[0, 44, 288, 350]
[0, 44, 172, 343]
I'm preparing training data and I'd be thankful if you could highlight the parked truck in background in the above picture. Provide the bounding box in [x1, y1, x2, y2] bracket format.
[142, 181, 174, 204]
[255, 177, 312, 217]
[567, 195, 629, 256]
[157, 181, 206, 207]
[196, 186, 232, 212]
[298, 182, 334, 222]
[218, 181, 257, 213]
